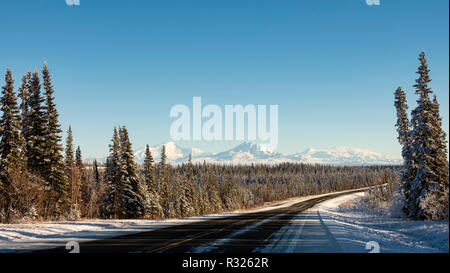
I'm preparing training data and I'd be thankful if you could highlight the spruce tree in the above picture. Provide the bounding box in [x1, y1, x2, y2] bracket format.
[144, 145, 155, 188]
[18, 71, 31, 158]
[19, 70, 31, 151]
[64, 125, 81, 217]
[65, 126, 74, 169]
[75, 146, 82, 168]
[75, 145, 88, 215]
[206, 169, 222, 213]
[102, 127, 121, 218]
[118, 126, 145, 218]
[223, 173, 237, 210]
[419, 95, 449, 219]
[394, 87, 410, 148]
[179, 176, 194, 217]
[0, 69, 26, 221]
[430, 95, 449, 189]
[93, 159, 100, 186]
[394, 86, 414, 207]
[42, 62, 67, 209]
[185, 154, 197, 215]
[406, 52, 446, 219]
[143, 144, 162, 218]
[158, 145, 170, 218]
[26, 69, 47, 175]
[18, 71, 30, 124]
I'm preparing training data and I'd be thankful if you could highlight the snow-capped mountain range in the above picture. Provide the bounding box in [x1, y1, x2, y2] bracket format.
[87, 141, 402, 166]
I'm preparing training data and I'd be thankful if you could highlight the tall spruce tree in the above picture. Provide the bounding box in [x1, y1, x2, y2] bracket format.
[64, 125, 80, 216]
[186, 154, 198, 215]
[158, 145, 170, 218]
[0, 69, 26, 221]
[101, 126, 145, 219]
[179, 176, 194, 217]
[42, 62, 67, 208]
[26, 69, 47, 175]
[394, 86, 413, 204]
[206, 169, 222, 213]
[394, 87, 410, 148]
[143, 144, 162, 218]
[144, 145, 155, 188]
[19, 70, 31, 148]
[118, 126, 144, 218]
[418, 94, 449, 219]
[18, 71, 30, 124]
[102, 127, 121, 218]
[65, 126, 74, 169]
[18, 71, 31, 157]
[405, 52, 447, 219]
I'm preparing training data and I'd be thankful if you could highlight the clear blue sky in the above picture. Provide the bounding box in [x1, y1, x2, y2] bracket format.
[1, 0, 448, 158]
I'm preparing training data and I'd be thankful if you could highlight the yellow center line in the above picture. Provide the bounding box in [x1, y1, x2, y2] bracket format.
[146, 217, 260, 253]
[146, 227, 225, 253]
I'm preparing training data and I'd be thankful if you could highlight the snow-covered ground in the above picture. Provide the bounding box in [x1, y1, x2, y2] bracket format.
[258, 192, 449, 253]
[0, 188, 364, 253]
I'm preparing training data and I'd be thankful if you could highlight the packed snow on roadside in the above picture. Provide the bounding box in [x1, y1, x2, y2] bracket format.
[259, 192, 449, 253]
[0, 188, 364, 253]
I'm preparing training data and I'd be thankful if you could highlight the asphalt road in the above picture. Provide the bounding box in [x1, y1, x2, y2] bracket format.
[36, 188, 366, 253]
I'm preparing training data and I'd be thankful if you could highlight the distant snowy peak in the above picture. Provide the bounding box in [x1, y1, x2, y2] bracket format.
[134, 141, 208, 162]
[291, 146, 401, 165]
[228, 142, 277, 155]
[213, 142, 281, 162]
[88, 142, 402, 166]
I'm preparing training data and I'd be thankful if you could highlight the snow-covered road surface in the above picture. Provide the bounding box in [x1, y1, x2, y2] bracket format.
[257, 192, 449, 253]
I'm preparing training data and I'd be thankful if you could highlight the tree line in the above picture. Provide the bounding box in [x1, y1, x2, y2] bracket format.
[0, 63, 68, 221]
[0, 62, 400, 223]
[394, 51, 449, 220]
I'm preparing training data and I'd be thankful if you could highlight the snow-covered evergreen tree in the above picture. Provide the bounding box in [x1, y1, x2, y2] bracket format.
[65, 126, 74, 168]
[430, 95, 449, 189]
[158, 145, 171, 218]
[0, 69, 26, 221]
[143, 145, 155, 187]
[143, 144, 162, 218]
[185, 154, 198, 215]
[75, 146, 82, 168]
[419, 94, 449, 219]
[206, 169, 223, 213]
[42, 62, 67, 210]
[64, 126, 82, 218]
[93, 159, 100, 186]
[64, 125, 75, 196]
[405, 52, 448, 219]
[17, 71, 31, 159]
[222, 173, 237, 210]
[118, 126, 145, 218]
[178, 176, 194, 217]
[25, 69, 47, 176]
[394, 87, 410, 148]
[18, 71, 30, 126]
[394, 86, 412, 208]
[101, 127, 121, 218]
